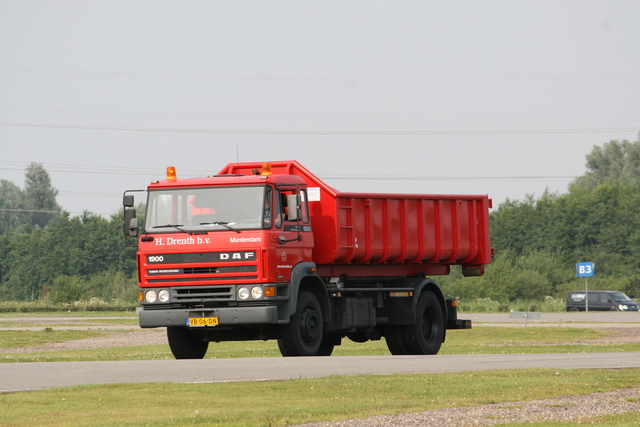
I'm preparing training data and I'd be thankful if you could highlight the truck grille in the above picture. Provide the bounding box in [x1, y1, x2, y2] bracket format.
[182, 266, 256, 275]
[172, 286, 234, 302]
[146, 265, 258, 284]
[143, 251, 260, 285]
[183, 267, 219, 274]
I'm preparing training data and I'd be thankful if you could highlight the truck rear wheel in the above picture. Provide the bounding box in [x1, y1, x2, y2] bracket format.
[167, 326, 209, 359]
[402, 291, 444, 355]
[278, 290, 324, 357]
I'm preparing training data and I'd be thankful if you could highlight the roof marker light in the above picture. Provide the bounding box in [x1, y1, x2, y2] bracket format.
[166, 166, 177, 182]
[261, 163, 272, 176]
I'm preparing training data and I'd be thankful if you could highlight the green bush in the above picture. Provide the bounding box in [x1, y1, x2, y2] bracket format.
[49, 275, 87, 303]
[457, 297, 566, 313]
[85, 270, 138, 303]
[0, 299, 137, 312]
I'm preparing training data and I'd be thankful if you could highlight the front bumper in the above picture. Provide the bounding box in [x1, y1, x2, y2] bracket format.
[139, 305, 279, 328]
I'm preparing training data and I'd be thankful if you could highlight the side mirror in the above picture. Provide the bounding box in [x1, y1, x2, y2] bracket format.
[123, 194, 135, 208]
[124, 208, 139, 237]
[287, 194, 299, 221]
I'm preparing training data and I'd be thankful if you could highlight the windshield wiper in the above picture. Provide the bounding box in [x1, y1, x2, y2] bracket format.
[152, 224, 193, 235]
[199, 221, 241, 233]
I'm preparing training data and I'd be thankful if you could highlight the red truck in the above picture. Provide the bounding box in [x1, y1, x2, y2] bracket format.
[124, 161, 492, 358]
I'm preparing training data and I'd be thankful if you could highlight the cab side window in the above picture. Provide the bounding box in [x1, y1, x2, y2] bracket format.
[262, 187, 273, 229]
[299, 189, 310, 224]
[275, 188, 309, 228]
[275, 190, 292, 228]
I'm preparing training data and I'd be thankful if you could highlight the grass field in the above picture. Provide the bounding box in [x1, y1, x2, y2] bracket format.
[1, 368, 639, 426]
[2, 325, 640, 363]
[1, 313, 639, 426]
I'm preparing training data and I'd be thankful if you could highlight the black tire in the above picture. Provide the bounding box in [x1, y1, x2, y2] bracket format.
[384, 325, 408, 355]
[167, 326, 209, 359]
[402, 291, 445, 355]
[316, 335, 336, 356]
[278, 290, 323, 357]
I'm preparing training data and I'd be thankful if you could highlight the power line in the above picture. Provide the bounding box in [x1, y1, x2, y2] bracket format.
[0, 166, 158, 177]
[8, 106, 635, 126]
[0, 207, 117, 216]
[59, 191, 121, 198]
[0, 160, 576, 182]
[2, 67, 640, 82]
[4, 108, 639, 136]
[0, 208, 62, 214]
[0, 161, 210, 177]
[1, 122, 638, 135]
[324, 175, 576, 181]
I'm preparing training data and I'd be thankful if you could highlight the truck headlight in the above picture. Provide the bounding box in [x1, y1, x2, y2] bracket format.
[158, 289, 170, 303]
[251, 286, 263, 299]
[238, 287, 250, 300]
[145, 290, 157, 303]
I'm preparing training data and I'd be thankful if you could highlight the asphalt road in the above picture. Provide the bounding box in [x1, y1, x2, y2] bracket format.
[468, 311, 640, 328]
[2, 311, 639, 330]
[1, 311, 638, 393]
[2, 352, 640, 393]
[469, 311, 640, 323]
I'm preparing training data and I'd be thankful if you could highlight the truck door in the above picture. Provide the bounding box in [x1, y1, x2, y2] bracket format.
[274, 186, 313, 280]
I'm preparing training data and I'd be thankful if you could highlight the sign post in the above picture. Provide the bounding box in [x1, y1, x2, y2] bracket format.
[576, 262, 595, 312]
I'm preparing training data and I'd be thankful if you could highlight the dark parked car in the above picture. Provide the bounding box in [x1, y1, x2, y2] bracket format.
[566, 291, 639, 311]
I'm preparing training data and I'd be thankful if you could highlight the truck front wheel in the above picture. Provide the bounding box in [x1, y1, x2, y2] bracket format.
[402, 291, 445, 355]
[278, 290, 324, 356]
[167, 326, 209, 359]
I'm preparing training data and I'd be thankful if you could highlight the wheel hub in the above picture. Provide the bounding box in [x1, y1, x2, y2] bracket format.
[301, 307, 321, 342]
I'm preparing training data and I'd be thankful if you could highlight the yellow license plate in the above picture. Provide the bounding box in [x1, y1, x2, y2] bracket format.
[188, 317, 219, 327]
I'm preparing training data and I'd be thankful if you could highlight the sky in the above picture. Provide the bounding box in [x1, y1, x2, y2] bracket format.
[1, 1, 639, 217]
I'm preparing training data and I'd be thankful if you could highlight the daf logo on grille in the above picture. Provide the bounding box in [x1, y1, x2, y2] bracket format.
[220, 251, 256, 260]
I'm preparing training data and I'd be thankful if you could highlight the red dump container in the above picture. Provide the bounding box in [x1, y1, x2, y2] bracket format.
[219, 161, 492, 276]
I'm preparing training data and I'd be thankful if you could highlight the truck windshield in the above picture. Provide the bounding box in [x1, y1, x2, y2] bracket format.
[146, 186, 268, 233]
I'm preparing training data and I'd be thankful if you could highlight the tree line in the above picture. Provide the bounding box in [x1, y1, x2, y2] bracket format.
[0, 163, 61, 233]
[0, 163, 138, 303]
[1, 136, 640, 305]
[441, 134, 640, 304]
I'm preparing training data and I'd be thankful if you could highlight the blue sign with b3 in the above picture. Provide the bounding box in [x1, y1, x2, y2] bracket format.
[576, 262, 595, 277]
